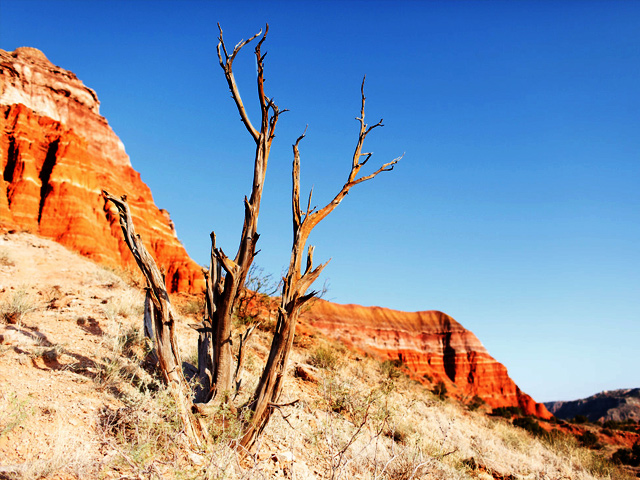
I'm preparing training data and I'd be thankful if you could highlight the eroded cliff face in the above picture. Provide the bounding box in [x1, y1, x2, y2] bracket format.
[0, 47, 203, 292]
[302, 299, 552, 418]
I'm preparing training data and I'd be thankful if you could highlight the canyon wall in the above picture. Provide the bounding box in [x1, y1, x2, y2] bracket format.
[302, 299, 552, 418]
[0, 47, 203, 292]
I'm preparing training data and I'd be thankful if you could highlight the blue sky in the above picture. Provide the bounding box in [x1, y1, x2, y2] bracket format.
[2, 0, 638, 403]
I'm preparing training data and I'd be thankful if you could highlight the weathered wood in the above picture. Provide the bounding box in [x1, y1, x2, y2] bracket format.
[239, 79, 401, 449]
[102, 191, 205, 448]
[200, 23, 283, 401]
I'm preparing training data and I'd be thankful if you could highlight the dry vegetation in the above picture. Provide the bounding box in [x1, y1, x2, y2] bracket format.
[0, 232, 633, 479]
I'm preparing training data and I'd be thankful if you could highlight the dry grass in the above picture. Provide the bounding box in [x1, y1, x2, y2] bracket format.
[0, 289, 36, 325]
[0, 233, 632, 480]
[103, 289, 145, 321]
[0, 248, 15, 267]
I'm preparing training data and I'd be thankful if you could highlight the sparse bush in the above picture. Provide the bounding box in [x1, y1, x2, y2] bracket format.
[380, 358, 403, 379]
[578, 430, 601, 449]
[603, 419, 640, 433]
[103, 290, 144, 321]
[179, 297, 205, 317]
[99, 390, 183, 466]
[513, 416, 545, 437]
[0, 393, 30, 438]
[612, 442, 640, 466]
[432, 380, 447, 401]
[309, 345, 341, 370]
[466, 395, 485, 411]
[0, 249, 15, 267]
[491, 406, 524, 418]
[572, 414, 589, 424]
[0, 289, 35, 324]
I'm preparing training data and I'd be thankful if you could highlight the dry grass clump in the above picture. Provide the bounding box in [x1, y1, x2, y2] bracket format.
[0, 248, 15, 267]
[8, 426, 96, 479]
[308, 345, 342, 370]
[103, 289, 145, 321]
[0, 289, 36, 324]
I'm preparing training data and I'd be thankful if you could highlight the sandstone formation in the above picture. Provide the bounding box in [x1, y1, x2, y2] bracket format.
[0, 47, 203, 292]
[302, 299, 552, 418]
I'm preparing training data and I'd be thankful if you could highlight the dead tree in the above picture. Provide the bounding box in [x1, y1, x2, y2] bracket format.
[101, 192, 205, 448]
[193, 24, 285, 405]
[239, 78, 400, 448]
[103, 24, 400, 451]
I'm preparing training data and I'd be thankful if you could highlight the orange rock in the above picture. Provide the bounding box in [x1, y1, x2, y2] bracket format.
[302, 299, 552, 418]
[0, 48, 203, 293]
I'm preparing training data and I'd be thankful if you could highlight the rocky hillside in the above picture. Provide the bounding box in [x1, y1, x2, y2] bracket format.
[0, 47, 203, 293]
[0, 232, 628, 479]
[546, 389, 640, 423]
[302, 300, 551, 418]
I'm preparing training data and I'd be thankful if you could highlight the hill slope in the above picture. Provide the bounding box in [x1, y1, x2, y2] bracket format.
[0, 232, 628, 479]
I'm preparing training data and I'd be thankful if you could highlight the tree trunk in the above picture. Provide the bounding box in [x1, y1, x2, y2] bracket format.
[103, 191, 205, 448]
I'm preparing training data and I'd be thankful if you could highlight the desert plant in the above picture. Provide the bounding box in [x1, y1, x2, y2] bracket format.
[578, 430, 601, 449]
[0, 248, 15, 267]
[0, 289, 35, 324]
[432, 381, 448, 401]
[512, 416, 546, 437]
[491, 406, 524, 418]
[0, 393, 30, 438]
[572, 414, 589, 424]
[380, 359, 403, 380]
[309, 346, 342, 371]
[465, 395, 485, 412]
[612, 442, 640, 466]
[103, 290, 144, 321]
[179, 297, 206, 317]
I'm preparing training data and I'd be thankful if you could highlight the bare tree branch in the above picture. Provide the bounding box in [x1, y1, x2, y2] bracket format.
[217, 23, 263, 142]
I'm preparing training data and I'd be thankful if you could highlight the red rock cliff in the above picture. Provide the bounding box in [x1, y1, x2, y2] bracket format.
[302, 299, 552, 418]
[0, 47, 203, 292]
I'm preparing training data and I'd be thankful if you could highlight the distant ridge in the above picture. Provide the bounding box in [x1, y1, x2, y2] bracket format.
[545, 388, 640, 422]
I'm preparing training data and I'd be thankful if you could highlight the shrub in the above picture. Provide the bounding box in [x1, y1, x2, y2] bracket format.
[572, 414, 589, 424]
[0, 249, 15, 267]
[180, 297, 205, 317]
[432, 381, 447, 401]
[578, 431, 601, 449]
[0, 289, 35, 324]
[491, 406, 524, 419]
[380, 359, 403, 379]
[612, 442, 640, 467]
[466, 395, 485, 411]
[513, 416, 545, 437]
[308, 346, 340, 370]
[103, 290, 144, 321]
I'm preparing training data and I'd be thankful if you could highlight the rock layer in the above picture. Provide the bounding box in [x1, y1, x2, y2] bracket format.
[302, 299, 552, 418]
[0, 47, 203, 292]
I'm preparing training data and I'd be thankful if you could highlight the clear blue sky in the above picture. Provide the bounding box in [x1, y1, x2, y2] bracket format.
[2, 0, 638, 403]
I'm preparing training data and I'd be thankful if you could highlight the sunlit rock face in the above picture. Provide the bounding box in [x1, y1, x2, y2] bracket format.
[0, 47, 204, 293]
[303, 299, 552, 418]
